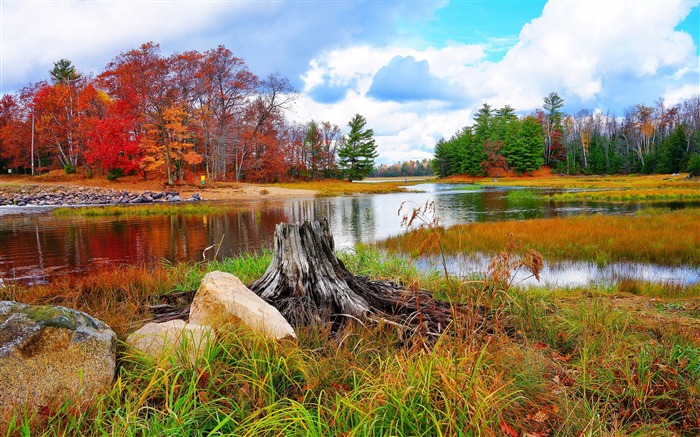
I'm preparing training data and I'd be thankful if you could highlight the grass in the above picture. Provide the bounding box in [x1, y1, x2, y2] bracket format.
[506, 189, 542, 201]
[456, 173, 699, 190]
[52, 203, 234, 217]
[275, 179, 411, 196]
[379, 207, 700, 266]
[549, 188, 700, 202]
[2, 247, 700, 435]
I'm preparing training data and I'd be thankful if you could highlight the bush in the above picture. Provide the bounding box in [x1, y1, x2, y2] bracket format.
[687, 154, 700, 177]
[63, 164, 76, 175]
[106, 168, 124, 181]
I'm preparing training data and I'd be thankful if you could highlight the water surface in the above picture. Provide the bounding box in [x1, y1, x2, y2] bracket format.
[1, 184, 697, 285]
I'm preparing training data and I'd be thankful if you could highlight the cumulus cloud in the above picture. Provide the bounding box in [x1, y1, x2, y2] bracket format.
[368, 56, 453, 102]
[0, 1, 440, 93]
[296, 0, 699, 162]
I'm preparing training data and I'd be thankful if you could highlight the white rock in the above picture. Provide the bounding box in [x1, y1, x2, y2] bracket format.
[189, 271, 296, 340]
[127, 320, 213, 365]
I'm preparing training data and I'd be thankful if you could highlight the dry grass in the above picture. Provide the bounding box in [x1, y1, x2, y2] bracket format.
[550, 188, 700, 202]
[275, 178, 410, 196]
[444, 173, 698, 190]
[380, 208, 700, 266]
[4, 249, 700, 436]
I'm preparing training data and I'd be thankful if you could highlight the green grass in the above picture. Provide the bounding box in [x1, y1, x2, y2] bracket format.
[3, 249, 700, 435]
[506, 189, 543, 201]
[52, 203, 234, 217]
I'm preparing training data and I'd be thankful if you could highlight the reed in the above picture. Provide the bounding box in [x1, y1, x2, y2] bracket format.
[379, 208, 700, 266]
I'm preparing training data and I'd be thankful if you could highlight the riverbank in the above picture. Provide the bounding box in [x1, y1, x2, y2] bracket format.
[0, 172, 423, 206]
[2, 248, 699, 435]
[0, 173, 318, 204]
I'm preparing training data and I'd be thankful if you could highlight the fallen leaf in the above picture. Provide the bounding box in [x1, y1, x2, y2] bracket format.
[500, 420, 519, 437]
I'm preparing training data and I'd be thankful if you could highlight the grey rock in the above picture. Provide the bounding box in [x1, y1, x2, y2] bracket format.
[0, 301, 116, 418]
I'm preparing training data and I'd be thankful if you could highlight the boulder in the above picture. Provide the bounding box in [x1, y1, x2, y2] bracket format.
[127, 320, 213, 365]
[0, 301, 116, 418]
[189, 271, 296, 340]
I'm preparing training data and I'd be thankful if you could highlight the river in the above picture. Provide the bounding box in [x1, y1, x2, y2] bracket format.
[1, 183, 698, 285]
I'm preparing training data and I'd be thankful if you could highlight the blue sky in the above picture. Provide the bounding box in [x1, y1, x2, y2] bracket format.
[1, 0, 698, 163]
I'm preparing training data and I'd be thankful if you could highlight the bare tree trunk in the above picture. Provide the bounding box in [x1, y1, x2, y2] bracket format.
[249, 219, 462, 334]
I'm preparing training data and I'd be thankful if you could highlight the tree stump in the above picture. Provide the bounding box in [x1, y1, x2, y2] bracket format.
[250, 219, 464, 335]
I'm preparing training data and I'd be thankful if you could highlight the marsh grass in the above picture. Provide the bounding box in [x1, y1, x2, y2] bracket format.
[52, 203, 233, 217]
[550, 188, 700, 202]
[506, 189, 543, 201]
[275, 179, 409, 196]
[4, 247, 700, 435]
[462, 173, 698, 189]
[380, 208, 700, 266]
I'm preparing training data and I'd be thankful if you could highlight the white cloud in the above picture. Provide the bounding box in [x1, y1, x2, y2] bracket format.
[1, 1, 237, 89]
[297, 0, 699, 162]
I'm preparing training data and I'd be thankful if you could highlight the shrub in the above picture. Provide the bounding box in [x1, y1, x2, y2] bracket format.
[63, 164, 76, 175]
[106, 168, 124, 181]
[687, 154, 700, 177]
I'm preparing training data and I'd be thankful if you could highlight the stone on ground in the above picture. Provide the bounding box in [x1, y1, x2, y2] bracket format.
[126, 319, 213, 365]
[189, 271, 296, 340]
[0, 301, 116, 418]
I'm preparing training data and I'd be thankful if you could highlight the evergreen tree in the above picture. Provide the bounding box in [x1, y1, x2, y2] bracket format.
[338, 114, 378, 181]
[510, 117, 544, 174]
[50, 59, 81, 85]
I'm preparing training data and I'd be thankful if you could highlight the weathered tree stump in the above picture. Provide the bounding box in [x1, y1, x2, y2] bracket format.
[249, 219, 465, 335]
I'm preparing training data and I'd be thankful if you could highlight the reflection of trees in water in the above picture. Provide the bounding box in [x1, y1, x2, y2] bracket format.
[340, 196, 375, 242]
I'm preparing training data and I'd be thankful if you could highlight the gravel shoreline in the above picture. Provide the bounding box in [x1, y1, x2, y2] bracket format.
[0, 185, 202, 207]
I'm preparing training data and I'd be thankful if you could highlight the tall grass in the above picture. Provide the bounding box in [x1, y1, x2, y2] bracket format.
[3, 248, 700, 435]
[380, 208, 700, 266]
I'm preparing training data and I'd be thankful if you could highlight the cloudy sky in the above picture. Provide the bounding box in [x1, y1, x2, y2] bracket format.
[1, 0, 698, 163]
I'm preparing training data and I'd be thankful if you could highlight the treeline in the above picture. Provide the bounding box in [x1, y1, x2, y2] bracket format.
[370, 159, 433, 178]
[0, 43, 375, 183]
[433, 93, 700, 177]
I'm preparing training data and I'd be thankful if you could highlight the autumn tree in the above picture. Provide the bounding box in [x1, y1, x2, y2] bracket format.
[32, 60, 105, 170]
[338, 114, 378, 181]
[197, 46, 257, 181]
[85, 100, 141, 178]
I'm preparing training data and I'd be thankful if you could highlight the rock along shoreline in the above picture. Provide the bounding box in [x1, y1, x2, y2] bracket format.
[0, 185, 202, 207]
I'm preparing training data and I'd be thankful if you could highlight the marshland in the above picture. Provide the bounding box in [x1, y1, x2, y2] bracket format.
[2, 175, 700, 436]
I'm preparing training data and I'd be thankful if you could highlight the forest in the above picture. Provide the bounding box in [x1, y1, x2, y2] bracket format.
[0, 43, 372, 184]
[433, 93, 700, 177]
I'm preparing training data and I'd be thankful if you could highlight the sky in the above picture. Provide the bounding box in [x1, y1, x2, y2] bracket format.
[1, 0, 699, 164]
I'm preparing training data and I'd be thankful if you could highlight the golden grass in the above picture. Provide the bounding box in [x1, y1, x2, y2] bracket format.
[445, 173, 699, 190]
[549, 188, 700, 202]
[275, 178, 410, 195]
[379, 208, 700, 266]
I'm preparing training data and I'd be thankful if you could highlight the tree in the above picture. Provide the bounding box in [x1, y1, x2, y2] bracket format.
[85, 101, 141, 177]
[338, 114, 378, 181]
[50, 59, 82, 85]
[542, 92, 565, 166]
[510, 116, 544, 174]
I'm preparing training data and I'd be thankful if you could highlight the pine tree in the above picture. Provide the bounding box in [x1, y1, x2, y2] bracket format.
[338, 114, 378, 181]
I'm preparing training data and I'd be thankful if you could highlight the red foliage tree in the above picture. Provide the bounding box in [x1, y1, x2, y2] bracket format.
[85, 101, 141, 176]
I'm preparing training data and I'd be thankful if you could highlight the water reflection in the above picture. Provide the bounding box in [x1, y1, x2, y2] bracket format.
[1, 184, 699, 285]
[416, 253, 700, 287]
